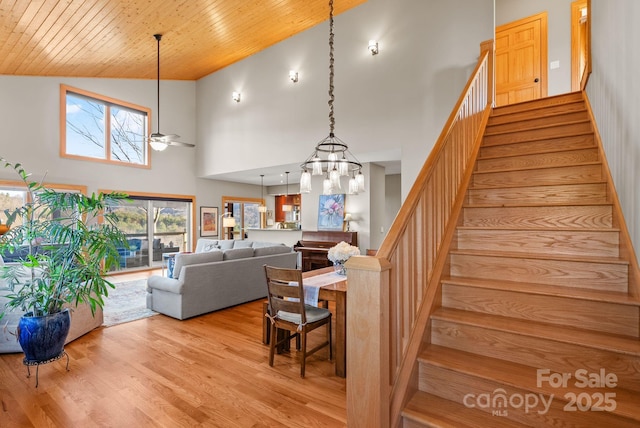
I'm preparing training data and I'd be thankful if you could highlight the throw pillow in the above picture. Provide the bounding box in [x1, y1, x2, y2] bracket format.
[195, 239, 219, 253]
[222, 247, 254, 261]
[233, 240, 254, 249]
[172, 251, 223, 279]
[217, 240, 234, 250]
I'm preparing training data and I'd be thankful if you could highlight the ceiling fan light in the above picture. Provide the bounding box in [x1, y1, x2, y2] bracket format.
[150, 140, 169, 151]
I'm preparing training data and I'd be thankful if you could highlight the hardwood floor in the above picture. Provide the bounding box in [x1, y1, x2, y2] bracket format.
[0, 270, 346, 427]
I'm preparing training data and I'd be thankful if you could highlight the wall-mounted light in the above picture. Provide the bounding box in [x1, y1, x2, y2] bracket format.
[232, 91, 241, 102]
[289, 70, 299, 83]
[368, 40, 379, 55]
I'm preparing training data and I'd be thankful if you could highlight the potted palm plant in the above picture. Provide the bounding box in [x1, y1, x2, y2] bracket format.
[0, 158, 129, 365]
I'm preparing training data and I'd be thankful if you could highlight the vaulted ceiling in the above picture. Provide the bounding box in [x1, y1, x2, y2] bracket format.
[0, 0, 366, 81]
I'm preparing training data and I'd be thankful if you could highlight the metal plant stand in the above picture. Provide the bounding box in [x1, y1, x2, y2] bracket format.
[24, 350, 70, 388]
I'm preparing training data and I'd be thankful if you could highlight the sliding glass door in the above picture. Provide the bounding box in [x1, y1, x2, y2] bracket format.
[109, 196, 193, 270]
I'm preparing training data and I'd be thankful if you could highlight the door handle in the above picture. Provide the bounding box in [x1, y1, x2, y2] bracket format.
[534, 78, 540, 83]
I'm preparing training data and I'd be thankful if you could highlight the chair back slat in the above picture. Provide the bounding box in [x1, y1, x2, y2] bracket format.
[264, 265, 306, 324]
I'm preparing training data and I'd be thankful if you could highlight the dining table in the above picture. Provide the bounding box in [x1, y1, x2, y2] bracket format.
[303, 266, 347, 378]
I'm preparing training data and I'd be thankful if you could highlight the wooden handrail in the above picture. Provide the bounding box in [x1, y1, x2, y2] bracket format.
[346, 45, 494, 427]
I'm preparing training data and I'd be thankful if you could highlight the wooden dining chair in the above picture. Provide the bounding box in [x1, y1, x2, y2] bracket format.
[263, 265, 332, 378]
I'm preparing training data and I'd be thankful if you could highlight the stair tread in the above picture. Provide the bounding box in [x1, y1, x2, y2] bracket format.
[488, 101, 586, 125]
[449, 248, 629, 265]
[463, 202, 613, 209]
[469, 179, 608, 191]
[478, 146, 597, 162]
[491, 93, 584, 116]
[473, 160, 601, 175]
[441, 276, 640, 306]
[431, 308, 640, 356]
[403, 391, 530, 428]
[484, 119, 591, 137]
[457, 226, 620, 233]
[419, 345, 640, 421]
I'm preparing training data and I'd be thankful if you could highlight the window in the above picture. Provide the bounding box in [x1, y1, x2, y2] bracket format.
[61, 85, 151, 167]
[0, 181, 86, 240]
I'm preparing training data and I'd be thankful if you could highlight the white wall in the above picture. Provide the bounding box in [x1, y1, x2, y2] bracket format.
[0, 0, 496, 250]
[587, 0, 640, 264]
[496, 0, 574, 96]
[0, 75, 266, 244]
[196, 0, 495, 200]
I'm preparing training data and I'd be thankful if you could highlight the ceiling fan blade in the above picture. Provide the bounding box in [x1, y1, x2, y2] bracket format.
[167, 140, 195, 148]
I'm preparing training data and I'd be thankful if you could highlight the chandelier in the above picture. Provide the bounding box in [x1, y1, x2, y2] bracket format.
[299, 0, 365, 195]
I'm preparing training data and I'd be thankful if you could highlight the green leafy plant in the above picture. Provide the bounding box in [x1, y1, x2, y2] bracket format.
[0, 159, 129, 318]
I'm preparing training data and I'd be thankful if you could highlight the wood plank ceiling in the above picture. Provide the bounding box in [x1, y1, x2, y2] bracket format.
[0, 0, 366, 80]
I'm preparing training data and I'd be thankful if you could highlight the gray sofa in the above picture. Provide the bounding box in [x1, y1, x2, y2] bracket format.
[146, 239, 297, 320]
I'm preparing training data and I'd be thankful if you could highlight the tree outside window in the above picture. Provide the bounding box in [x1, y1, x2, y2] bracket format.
[61, 85, 151, 167]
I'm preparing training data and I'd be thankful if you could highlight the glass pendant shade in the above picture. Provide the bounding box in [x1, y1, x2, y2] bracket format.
[329, 168, 341, 190]
[312, 156, 323, 175]
[348, 175, 359, 194]
[322, 176, 332, 195]
[356, 170, 365, 192]
[327, 152, 338, 171]
[300, 170, 312, 193]
[258, 174, 267, 212]
[338, 157, 349, 176]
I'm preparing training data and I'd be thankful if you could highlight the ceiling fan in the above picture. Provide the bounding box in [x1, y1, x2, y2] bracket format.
[149, 34, 194, 151]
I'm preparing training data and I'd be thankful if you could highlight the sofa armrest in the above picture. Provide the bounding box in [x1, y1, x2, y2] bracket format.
[147, 275, 183, 294]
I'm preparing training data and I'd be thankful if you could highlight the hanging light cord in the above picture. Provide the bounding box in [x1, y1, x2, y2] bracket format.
[154, 34, 162, 135]
[328, 0, 335, 136]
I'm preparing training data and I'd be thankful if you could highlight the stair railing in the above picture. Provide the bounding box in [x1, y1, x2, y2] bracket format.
[345, 45, 494, 427]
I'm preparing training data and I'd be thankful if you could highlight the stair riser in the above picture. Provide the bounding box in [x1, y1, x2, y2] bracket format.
[483, 122, 592, 146]
[441, 284, 639, 336]
[467, 183, 608, 205]
[430, 319, 640, 392]
[472, 164, 602, 188]
[488, 101, 587, 126]
[492, 93, 584, 117]
[476, 149, 599, 173]
[450, 253, 628, 292]
[486, 111, 590, 136]
[419, 364, 640, 427]
[480, 134, 596, 157]
[456, 229, 620, 258]
[463, 205, 613, 229]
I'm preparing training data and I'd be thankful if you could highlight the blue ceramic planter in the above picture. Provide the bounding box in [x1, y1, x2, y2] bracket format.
[18, 309, 71, 363]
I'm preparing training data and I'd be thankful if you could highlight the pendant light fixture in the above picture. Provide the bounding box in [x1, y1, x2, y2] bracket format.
[299, 0, 364, 195]
[282, 172, 293, 212]
[258, 174, 267, 213]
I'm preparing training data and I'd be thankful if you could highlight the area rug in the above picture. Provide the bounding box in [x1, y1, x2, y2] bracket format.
[103, 279, 158, 327]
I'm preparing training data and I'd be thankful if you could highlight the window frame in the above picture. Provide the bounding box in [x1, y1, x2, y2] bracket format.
[60, 84, 152, 168]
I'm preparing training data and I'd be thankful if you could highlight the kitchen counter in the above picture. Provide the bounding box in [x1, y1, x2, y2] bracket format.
[245, 228, 302, 247]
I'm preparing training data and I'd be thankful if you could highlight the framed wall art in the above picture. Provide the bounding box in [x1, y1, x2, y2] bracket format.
[317, 194, 345, 231]
[200, 206, 219, 237]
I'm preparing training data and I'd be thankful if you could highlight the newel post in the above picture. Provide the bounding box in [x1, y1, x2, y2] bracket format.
[344, 255, 392, 427]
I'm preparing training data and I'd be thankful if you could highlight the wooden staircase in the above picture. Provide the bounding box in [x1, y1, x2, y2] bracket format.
[401, 92, 640, 427]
